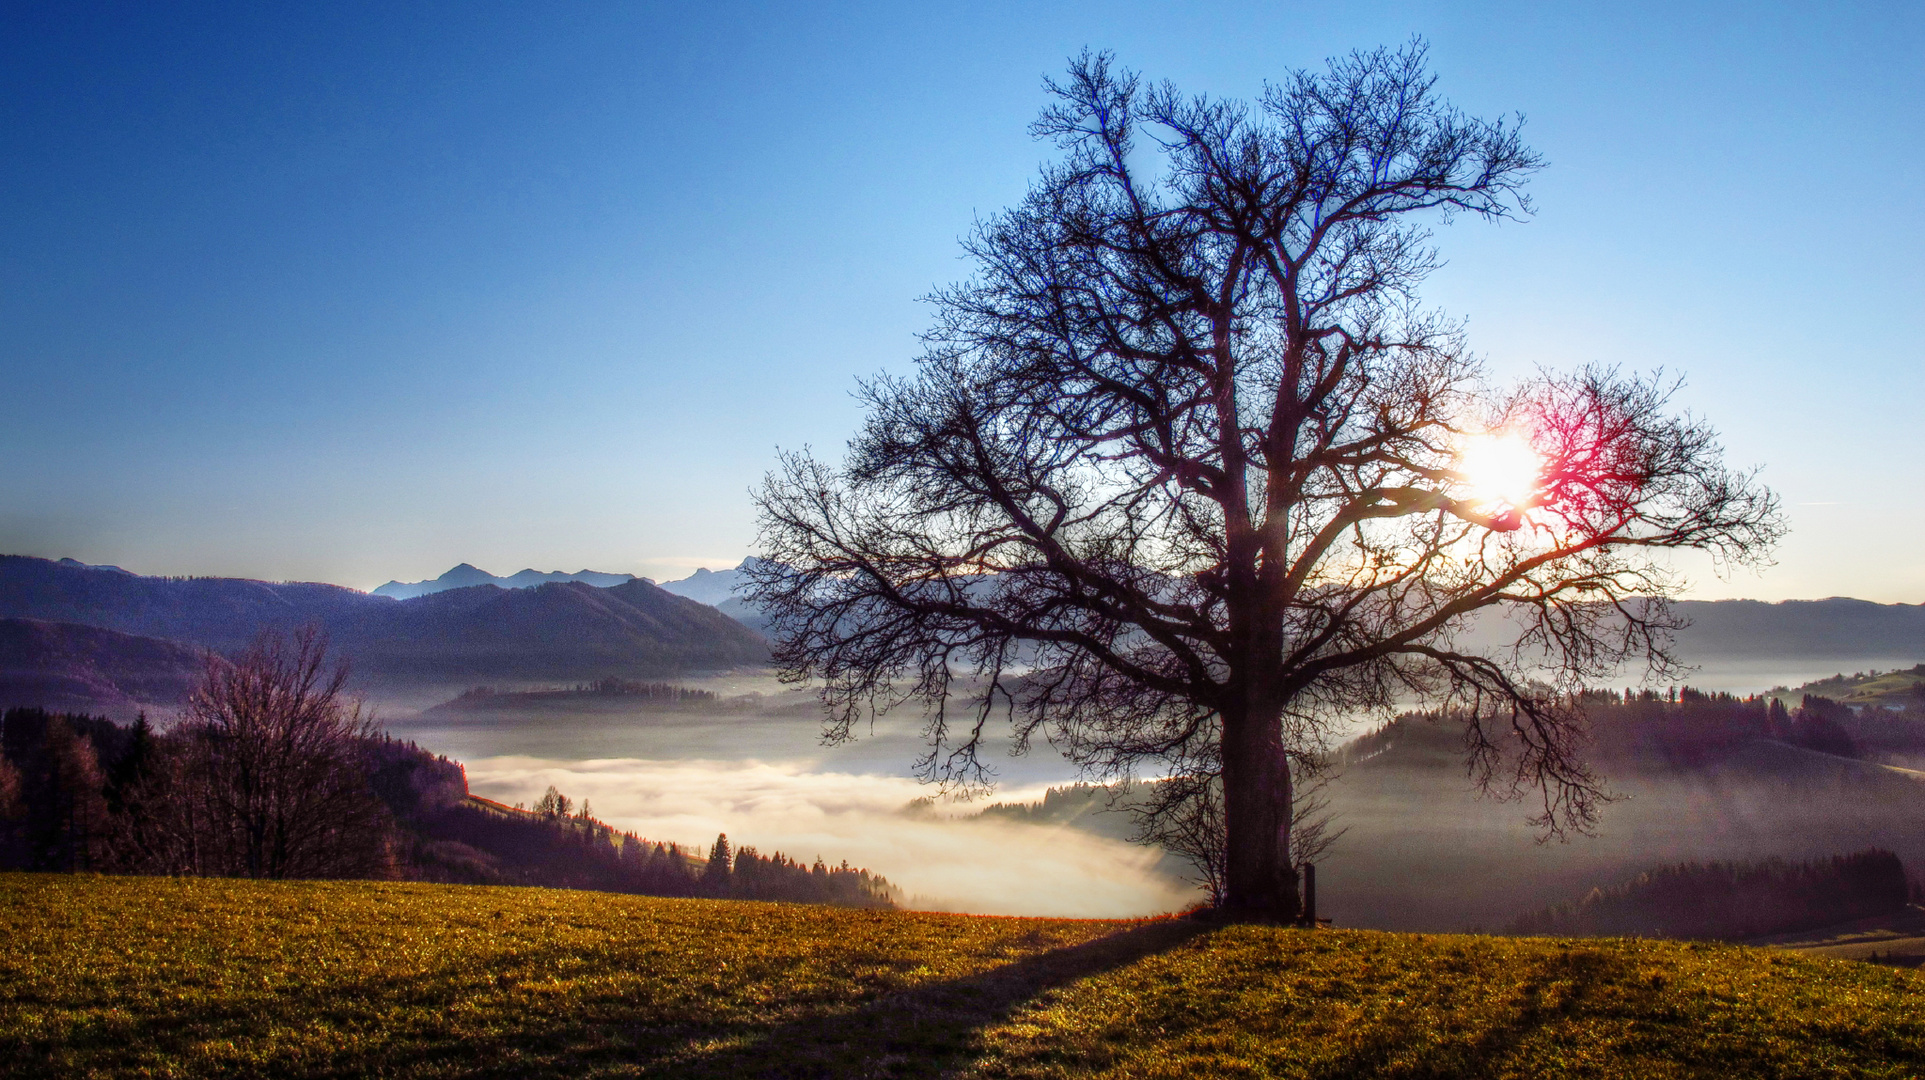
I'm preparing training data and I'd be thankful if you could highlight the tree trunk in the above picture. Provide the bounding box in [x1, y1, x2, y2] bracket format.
[1220, 699, 1299, 921]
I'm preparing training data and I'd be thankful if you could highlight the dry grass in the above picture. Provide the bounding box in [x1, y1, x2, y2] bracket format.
[3, 873, 1922, 1078]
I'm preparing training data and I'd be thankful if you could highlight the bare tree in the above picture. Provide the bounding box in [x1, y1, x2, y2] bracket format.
[169, 628, 394, 879]
[748, 42, 1781, 920]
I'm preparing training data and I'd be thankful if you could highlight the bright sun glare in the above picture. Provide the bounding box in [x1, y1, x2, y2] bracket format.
[1456, 432, 1542, 509]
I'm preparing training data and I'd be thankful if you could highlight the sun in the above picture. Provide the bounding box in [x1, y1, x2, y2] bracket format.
[1455, 432, 1542, 510]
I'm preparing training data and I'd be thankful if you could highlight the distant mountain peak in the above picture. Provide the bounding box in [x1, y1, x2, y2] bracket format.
[655, 559, 757, 606]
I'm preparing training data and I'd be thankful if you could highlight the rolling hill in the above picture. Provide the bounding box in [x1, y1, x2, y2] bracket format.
[0, 555, 380, 650]
[340, 577, 769, 683]
[0, 619, 206, 720]
[1670, 596, 1925, 660]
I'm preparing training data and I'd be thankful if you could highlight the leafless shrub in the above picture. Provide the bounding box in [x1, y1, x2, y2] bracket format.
[143, 628, 395, 879]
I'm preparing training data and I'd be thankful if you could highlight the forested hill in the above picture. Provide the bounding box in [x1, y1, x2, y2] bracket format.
[0, 556, 768, 687]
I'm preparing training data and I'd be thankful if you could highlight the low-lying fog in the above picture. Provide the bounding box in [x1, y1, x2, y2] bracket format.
[375, 658, 1925, 925]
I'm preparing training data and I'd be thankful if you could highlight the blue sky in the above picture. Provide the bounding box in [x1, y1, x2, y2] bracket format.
[2, 1, 1920, 600]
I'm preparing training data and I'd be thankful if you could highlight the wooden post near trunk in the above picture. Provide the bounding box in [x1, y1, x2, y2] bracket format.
[1301, 863, 1317, 928]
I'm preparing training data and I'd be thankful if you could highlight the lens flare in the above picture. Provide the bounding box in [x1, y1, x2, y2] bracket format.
[1456, 432, 1542, 510]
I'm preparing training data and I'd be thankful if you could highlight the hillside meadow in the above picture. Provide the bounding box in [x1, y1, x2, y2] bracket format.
[3, 874, 1923, 1078]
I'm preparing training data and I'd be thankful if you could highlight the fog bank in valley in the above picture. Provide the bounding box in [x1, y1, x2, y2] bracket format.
[461, 756, 1197, 917]
[381, 682, 1201, 918]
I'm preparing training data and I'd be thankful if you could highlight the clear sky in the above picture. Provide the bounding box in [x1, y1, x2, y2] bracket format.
[2, 1, 1919, 600]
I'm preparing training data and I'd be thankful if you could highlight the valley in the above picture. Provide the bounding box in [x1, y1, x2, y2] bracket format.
[6, 551, 1925, 928]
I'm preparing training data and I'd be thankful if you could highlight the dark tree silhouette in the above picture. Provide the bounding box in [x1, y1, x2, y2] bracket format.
[534, 785, 574, 819]
[0, 709, 111, 871]
[748, 42, 1782, 920]
[0, 754, 19, 822]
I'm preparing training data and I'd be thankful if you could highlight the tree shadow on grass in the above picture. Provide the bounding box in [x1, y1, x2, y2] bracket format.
[656, 919, 1210, 1079]
[1, 919, 1207, 1080]
[1305, 947, 1646, 1080]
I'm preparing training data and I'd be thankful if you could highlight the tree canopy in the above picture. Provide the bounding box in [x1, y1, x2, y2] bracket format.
[749, 42, 1781, 919]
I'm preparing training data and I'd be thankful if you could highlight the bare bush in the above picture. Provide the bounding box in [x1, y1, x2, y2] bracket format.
[150, 628, 394, 879]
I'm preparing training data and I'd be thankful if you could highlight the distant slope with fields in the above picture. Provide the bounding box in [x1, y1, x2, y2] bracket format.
[1778, 662, 1925, 705]
[2, 875, 1922, 1078]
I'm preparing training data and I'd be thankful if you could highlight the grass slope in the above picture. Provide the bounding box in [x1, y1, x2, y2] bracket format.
[3, 874, 1923, 1078]
[1777, 663, 1925, 707]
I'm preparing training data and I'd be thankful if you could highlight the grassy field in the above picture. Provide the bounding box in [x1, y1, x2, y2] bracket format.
[4, 874, 1924, 1078]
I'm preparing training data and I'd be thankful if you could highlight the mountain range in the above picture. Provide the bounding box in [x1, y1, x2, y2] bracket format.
[3, 551, 1922, 718]
[655, 561, 755, 605]
[372, 564, 642, 600]
[371, 559, 756, 604]
[0, 555, 768, 701]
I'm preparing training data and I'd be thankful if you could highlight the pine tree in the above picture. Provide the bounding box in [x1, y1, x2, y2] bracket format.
[39, 717, 109, 872]
[701, 833, 732, 896]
